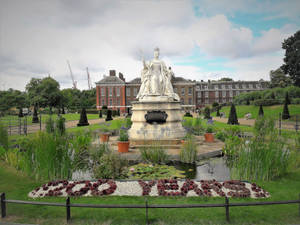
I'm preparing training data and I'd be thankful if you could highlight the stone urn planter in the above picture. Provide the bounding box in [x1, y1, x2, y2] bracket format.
[204, 126, 214, 143]
[118, 141, 130, 153]
[100, 133, 110, 143]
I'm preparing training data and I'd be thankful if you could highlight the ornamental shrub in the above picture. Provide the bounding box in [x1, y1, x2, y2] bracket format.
[99, 110, 102, 118]
[18, 108, 23, 118]
[227, 103, 239, 125]
[56, 115, 66, 135]
[285, 92, 291, 105]
[32, 105, 39, 123]
[77, 108, 89, 126]
[282, 102, 290, 120]
[106, 110, 113, 121]
[258, 105, 264, 117]
[204, 107, 211, 119]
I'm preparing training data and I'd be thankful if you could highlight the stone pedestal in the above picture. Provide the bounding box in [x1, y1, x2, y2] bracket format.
[128, 100, 186, 143]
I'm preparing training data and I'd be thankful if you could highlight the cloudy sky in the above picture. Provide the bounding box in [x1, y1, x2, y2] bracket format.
[0, 0, 299, 91]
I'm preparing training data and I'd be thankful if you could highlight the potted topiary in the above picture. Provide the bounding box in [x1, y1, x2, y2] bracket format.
[204, 126, 214, 142]
[99, 123, 111, 143]
[118, 128, 129, 153]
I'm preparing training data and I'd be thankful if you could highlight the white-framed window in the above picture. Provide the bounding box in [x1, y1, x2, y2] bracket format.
[205, 99, 209, 104]
[134, 88, 137, 96]
[249, 84, 253, 89]
[126, 88, 131, 96]
[229, 91, 233, 97]
[116, 87, 120, 96]
[101, 99, 105, 106]
[222, 84, 225, 89]
[236, 90, 240, 95]
[197, 92, 201, 98]
[109, 99, 112, 106]
[181, 98, 184, 104]
[228, 85, 232, 89]
[243, 84, 247, 89]
[222, 91, 226, 97]
[214, 85, 218, 90]
[188, 98, 192, 105]
[205, 91, 209, 98]
[117, 98, 120, 106]
[232, 84, 235, 89]
[253, 83, 256, 89]
[223, 99, 226, 103]
[188, 87, 192, 95]
[101, 88, 105, 96]
[181, 88, 185, 95]
[215, 91, 218, 98]
[109, 87, 112, 96]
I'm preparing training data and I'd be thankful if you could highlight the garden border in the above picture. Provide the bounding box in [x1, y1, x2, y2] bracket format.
[1, 193, 300, 224]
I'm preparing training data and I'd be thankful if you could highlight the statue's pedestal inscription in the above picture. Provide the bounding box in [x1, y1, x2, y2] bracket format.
[128, 100, 186, 141]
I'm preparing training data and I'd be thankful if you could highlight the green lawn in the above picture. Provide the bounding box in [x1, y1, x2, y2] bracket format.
[211, 104, 300, 120]
[0, 113, 101, 126]
[1, 161, 300, 225]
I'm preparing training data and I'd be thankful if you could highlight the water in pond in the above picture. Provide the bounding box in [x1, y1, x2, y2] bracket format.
[170, 157, 230, 181]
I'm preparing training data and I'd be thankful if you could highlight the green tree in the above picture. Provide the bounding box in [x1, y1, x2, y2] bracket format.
[227, 103, 239, 125]
[269, 68, 292, 88]
[26, 77, 61, 112]
[219, 77, 233, 81]
[281, 30, 300, 86]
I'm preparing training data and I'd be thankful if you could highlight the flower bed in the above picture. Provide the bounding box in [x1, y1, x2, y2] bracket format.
[28, 179, 269, 199]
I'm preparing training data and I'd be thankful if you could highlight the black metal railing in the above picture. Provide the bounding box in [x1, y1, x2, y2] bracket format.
[1, 193, 300, 224]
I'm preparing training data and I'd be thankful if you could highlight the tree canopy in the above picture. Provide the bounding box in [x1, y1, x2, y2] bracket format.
[281, 30, 300, 86]
[269, 68, 292, 88]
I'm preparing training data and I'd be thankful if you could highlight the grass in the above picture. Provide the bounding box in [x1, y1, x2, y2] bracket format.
[0, 113, 101, 126]
[1, 160, 300, 225]
[211, 104, 300, 120]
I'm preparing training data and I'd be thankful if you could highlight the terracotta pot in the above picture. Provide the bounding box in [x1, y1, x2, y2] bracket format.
[204, 133, 214, 142]
[100, 133, 110, 143]
[118, 141, 130, 153]
[181, 140, 185, 144]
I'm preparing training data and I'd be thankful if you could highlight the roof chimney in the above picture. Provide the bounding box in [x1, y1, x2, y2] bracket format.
[109, 70, 116, 76]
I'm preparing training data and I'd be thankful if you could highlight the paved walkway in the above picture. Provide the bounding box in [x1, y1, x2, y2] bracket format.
[94, 135, 224, 162]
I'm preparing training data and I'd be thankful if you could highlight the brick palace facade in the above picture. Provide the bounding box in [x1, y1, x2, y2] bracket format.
[96, 70, 268, 113]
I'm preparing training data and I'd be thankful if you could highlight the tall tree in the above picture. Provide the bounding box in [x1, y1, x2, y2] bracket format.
[269, 68, 292, 88]
[227, 103, 239, 125]
[281, 30, 300, 86]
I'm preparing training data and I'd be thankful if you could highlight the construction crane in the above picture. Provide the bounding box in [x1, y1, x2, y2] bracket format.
[67, 60, 77, 89]
[86, 67, 92, 90]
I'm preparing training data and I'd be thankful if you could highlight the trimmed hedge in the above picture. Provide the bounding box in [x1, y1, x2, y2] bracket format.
[252, 99, 284, 106]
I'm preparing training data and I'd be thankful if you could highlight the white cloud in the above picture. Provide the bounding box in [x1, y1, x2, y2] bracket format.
[0, 0, 299, 91]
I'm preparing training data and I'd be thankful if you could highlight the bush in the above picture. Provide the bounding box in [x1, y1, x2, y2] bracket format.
[291, 98, 300, 104]
[227, 103, 239, 125]
[85, 109, 99, 114]
[204, 107, 211, 119]
[253, 99, 282, 106]
[184, 112, 193, 117]
[93, 151, 128, 179]
[215, 130, 226, 142]
[180, 137, 197, 164]
[77, 108, 89, 126]
[206, 126, 213, 133]
[192, 117, 203, 135]
[139, 144, 168, 164]
[258, 105, 264, 117]
[99, 110, 102, 118]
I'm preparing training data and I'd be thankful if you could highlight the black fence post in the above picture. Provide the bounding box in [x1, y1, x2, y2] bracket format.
[279, 113, 282, 135]
[39, 113, 42, 131]
[225, 197, 230, 223]
[66, 197, 71, 223]
[299, 193, 300, 217]
[145, 199, 149, 225]
[1, 193, 6, 218]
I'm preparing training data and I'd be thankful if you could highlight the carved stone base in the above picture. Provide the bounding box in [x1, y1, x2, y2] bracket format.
[128, 100, 186, 141]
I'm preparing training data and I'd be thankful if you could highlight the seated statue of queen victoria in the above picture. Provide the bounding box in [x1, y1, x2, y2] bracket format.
[136, 47, 180, 101]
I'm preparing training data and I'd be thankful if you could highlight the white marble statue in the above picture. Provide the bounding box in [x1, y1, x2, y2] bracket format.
[136, 48, 180, 101]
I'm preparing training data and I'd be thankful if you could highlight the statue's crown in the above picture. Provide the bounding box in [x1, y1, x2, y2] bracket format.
[154, 47, 160, 52]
